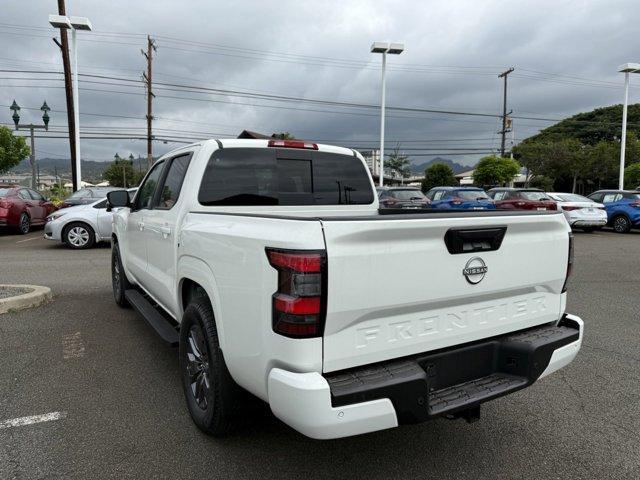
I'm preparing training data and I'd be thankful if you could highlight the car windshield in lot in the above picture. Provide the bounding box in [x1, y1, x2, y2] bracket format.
[390, 189, 426, 200]
[198, 148, 374, 206]
[456, 190, 490, 200]
[0, 188, 11, 197]
[521, 191, 552, 201]
[555, 193, 593, 202]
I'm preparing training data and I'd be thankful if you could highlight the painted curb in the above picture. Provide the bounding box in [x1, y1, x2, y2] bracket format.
[0, 285, 53, 314]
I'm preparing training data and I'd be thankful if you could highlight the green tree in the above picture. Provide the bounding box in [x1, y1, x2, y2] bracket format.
[386, 144, 411, 180]
[271, 132, 295, 140]
[103, 153, 145, 187]
[0, 126, 30, 174]
[624, 162, 640, 189]
[472, 155, 520, 187]
[421, 163, 456, 192]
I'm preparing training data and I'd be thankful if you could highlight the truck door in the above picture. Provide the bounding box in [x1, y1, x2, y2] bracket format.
[143, 153, 192, 316]
[125, 160, 166, 283]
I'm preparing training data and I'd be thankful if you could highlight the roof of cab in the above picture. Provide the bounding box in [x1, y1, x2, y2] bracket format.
[214, 138, 356, 157]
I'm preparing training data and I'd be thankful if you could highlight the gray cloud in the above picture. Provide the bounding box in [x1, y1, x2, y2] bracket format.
[2, 0, 640, 168]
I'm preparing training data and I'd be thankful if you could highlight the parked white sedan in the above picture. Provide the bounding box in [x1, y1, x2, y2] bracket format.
[547, 192, 607, 231]
[44, 189, 136, 249]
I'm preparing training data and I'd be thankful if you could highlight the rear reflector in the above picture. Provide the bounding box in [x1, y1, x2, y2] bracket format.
[268, 139, 318, 150]
[267, 248, 327, 338]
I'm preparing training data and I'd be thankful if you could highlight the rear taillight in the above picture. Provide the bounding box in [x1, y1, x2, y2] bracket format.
[631, 201, 640, 208]
[0, 200, 8, 209]
[562, 232, 574, 293]
[267, 139, 318, 150]
[562, 206, 579, 211]
[266, 248, 326, 338]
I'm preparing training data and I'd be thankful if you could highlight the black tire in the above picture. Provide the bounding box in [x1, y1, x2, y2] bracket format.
[111, 242, 131, 307]
[17, 212, 30, 235]
[63, 222, 96, 249]
[179, 297, 240, 437]
[612, 215, 631, 233]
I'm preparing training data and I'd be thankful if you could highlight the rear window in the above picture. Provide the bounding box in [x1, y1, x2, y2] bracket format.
[198, 148, 374, 206]
[520, 191, 551, 201]
[390, 189, 426, 200]
[456, 190, 490, 200]
[556, 193, 592, 202]
[0, 188, 11, 198]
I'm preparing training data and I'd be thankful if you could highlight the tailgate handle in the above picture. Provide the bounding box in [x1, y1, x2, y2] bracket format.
[444, 226, 507, 254]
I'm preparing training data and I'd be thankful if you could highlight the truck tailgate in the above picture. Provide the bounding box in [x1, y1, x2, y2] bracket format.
[321, 212, 570, 372]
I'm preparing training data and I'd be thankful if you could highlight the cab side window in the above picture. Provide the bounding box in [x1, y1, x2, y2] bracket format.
[432, 190, 444, 200]
[155, 154, 192, 210]
[18, 189, 30, 200]
[135, 161, 165, 210]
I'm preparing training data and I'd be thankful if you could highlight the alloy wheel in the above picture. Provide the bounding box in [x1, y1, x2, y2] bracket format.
[186, 324, 211, 410]
[614, 217, 629, 233]
[67, 226, 90, 247]
[19, 214, 29, 234]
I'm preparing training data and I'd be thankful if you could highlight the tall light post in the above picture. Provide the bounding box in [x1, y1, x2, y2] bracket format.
[49, 14, 92, 191]
[371, 41, 404, 186]
[618, 63, 640, 190]
[10, 100, 51, 189]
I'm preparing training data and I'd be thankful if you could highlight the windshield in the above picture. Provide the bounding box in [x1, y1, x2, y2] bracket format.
[456, 190, 490, 200]
[70, 189, 91, 199]
[556, 193, 592, 202]
[390, 189, 426, 200]
[521, 191, 551, 201]
[0, 188, 11, 198]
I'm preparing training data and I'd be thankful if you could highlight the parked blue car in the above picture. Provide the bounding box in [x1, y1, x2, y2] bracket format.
[587, 190, 640, 233]
[425, 187, 496, 210]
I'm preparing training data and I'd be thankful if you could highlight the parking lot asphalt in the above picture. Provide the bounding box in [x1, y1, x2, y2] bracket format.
[0, 228, 639, 479]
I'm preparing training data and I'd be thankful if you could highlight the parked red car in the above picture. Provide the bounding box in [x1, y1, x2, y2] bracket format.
[0, 184, 57, 234]
[487, 188, 557, 211]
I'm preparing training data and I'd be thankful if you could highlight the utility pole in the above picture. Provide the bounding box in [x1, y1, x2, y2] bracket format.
[52, 0, 78, 191]
[142, 36, 157, 168]
[498, 67, 514, 157]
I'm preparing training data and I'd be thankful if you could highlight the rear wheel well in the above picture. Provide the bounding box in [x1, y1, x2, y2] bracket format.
[181, 278, 210, 313]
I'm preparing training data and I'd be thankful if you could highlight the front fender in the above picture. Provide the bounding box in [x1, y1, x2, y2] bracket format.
[176, 255, 226, 351]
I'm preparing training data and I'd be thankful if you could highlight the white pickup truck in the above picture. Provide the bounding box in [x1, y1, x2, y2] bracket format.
[107, 138, 583, 440]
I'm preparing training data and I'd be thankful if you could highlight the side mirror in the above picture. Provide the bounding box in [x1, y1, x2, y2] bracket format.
[106, 190, 130, 212]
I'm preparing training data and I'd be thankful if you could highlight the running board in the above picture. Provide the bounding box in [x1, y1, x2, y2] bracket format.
[125, 289, 179, 347]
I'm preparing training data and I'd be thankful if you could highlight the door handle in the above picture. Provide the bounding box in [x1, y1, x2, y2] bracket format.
[138, 221, 145, 231]
[159, 226, 171, 238]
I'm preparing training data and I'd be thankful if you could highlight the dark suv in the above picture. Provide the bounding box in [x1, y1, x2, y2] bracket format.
[378, 187, 431, 209]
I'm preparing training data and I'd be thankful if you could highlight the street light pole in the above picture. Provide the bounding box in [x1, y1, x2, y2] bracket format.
[379, 51, 386, 187]
[70, 26, 82, 189]
[371, 42, 404, 187]
[618, 63, 640, 190]
[619, 72, 630, 190]
[9, 101, 50, 190]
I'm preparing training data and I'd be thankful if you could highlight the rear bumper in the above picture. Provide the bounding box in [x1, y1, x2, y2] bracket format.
[267, 314, 583, 439]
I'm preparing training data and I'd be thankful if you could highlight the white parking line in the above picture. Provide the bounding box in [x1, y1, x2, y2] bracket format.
[0, 411, 67, 429]
[15, 236, 40, 244]
[62, 332, 85, 359]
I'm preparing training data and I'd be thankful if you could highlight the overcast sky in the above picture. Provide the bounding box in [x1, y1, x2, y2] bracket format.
[2, 0, 640, 167]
